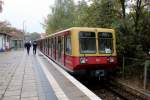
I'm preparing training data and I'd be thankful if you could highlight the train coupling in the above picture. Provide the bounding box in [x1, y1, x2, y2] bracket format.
[95, 70, 105, 80]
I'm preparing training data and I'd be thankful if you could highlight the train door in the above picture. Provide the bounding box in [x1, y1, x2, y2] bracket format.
[50, 38, 52, 57]
[48, 38, 51, 57]
[58, 36, 63, 63]
[56, 37, 58, 61]
[47, 39, 49, 55]
[51, 38, 54, 59]
[44, 39, 46, 54]
[46, 39, 48, 55]
[54, 37, 56, 60]
[44, 39, 47, 55]
[52, 37, 56, 60]
[64, 34, 72, 68]
[43, 40, 44, 53]
[62, 36, 65, 65]
[40, 41, 42, 51]
[39, 40, 42, 51]
[41, 40, 42, 52]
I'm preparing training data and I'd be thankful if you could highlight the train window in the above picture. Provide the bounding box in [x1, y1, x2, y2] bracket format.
[98, 32, 113, 54]
[65, 35, 72, 55]
[79, 32, 96, 54]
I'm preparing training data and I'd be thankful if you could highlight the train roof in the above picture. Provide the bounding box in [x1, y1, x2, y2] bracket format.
[38, 27, 115, 40]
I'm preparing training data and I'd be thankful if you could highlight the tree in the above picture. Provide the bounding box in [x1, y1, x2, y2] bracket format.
[75, 0, 88, 26]
[44, 0, 150, 58]
[119, 0, 126, 19]
[45, 0, 76, 33]
[0, 21, 12, 33]
[127, 0, 150, 54]
[80, 0, 118, 28]
[29, 32, 41, 41]
[0, 21, 24, 35]
[0, 0, 3, 12]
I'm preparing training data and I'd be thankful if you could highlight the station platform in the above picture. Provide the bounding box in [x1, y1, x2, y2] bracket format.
[0, 50, 101, 100]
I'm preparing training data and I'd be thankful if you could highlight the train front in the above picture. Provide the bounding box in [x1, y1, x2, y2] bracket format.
[71, 28, 117, 76]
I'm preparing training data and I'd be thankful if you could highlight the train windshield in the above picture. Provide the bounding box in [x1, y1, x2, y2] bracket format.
[79, 32, 96, 54]
[98, 32, 113, 54]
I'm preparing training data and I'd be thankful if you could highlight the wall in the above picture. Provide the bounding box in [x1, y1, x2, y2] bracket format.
[0, 34, 4, 51]
[11, 40, 24, 49]
[0, 34, 11, 52]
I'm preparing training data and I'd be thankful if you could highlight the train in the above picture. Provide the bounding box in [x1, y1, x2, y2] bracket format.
[37, 27, 117, 78]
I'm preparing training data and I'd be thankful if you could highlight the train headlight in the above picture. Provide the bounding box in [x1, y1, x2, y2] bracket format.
[80, 57, 87, 64]
[109, 57, 114, 63]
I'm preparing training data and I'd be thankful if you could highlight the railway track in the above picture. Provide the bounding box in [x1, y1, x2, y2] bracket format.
[41, 54, 149, 100]
[101, 80, 144, 100]
[76, 77, 145, 100]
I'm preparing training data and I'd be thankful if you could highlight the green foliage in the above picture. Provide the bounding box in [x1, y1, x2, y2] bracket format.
[26, 32, 41, 41]
[74, 0, 88, 26]
[45, 0, 75, 33]
[44, 0, 150, 58]
[0, 21, 23, 34]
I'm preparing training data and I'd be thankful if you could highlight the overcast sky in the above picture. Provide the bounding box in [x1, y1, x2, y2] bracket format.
[0, 0, 88, 33]
[0, 0, 54, 33]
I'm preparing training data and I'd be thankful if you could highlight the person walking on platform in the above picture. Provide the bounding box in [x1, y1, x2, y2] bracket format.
[25, 41, 31, 55]
[32, 41, 37, 55]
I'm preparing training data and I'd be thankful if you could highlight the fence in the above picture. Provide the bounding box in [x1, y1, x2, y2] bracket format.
[119, 56, 150, 90]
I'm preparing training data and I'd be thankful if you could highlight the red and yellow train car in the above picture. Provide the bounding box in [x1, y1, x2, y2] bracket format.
[38, 27, 117, 76]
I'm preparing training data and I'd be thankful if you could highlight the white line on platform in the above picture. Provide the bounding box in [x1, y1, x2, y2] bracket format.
[39, 52, 102, 100]
[37, 55, 69, 100]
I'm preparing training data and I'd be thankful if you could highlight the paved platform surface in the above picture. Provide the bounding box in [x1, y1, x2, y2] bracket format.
[0, 50, 101, 100]
[0, 50, 57, 100]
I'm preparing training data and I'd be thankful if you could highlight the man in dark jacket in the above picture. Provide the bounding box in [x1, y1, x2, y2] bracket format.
[25, 41, 31, 55]
[32, 41, 37, 55]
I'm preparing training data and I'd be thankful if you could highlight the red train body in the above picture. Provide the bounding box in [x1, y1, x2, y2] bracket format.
[37, 27, 117, 76]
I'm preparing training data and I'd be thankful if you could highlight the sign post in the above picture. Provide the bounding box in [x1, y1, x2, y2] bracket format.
[143, 56, 150, 89]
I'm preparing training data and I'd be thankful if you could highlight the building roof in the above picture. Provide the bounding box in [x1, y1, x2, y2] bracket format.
[41, 33, 48, 38]
[10, 31, 24, 40]
[0, 32, 12, 36]
[0, 32, 24, 40]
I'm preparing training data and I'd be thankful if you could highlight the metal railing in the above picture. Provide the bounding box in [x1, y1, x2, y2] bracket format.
[119, 56, 150, 90]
